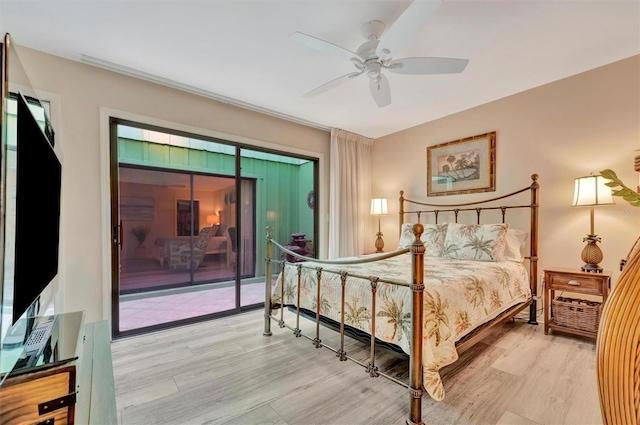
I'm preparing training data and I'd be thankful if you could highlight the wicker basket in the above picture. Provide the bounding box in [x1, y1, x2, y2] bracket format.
[553, 296, 602, 333]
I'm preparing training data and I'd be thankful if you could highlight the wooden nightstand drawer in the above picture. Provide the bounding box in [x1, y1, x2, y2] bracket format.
[546, 273, 605, 295]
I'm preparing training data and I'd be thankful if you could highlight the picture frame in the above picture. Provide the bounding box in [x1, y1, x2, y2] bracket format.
[176, 199, 200, 236]
[427, 131, 496, 196]
[120, 196, 154, 221]
[224, 187, 236, 205]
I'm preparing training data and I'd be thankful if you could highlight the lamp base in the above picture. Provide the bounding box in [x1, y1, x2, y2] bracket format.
[374, 232, 384, 253]
[581, 236, 604, 273]
[581, 263, 603, 273]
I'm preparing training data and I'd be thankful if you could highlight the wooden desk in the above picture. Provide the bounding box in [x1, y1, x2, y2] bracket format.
[0, 318, 116, 425]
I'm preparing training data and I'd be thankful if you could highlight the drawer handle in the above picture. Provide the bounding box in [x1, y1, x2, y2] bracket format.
[568, 279, 581, 286]
[38, 392, 76, 415]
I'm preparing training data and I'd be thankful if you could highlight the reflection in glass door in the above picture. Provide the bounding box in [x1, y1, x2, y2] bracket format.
[116, 166, 242, 334]
[110, 121, 317, 338]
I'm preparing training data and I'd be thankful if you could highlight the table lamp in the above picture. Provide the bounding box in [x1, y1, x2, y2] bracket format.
[371, 198, 388, 253]
[206, 213, 220, 225]
[572, 174, 615, 272]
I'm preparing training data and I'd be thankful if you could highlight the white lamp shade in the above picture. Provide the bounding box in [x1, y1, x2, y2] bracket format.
[206, 214, 220, 225]
[572, 175, 615, 206]
[371, 198, 388, 216]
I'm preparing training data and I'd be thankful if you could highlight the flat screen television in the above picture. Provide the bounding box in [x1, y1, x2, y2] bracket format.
[11, 92, 62, 323]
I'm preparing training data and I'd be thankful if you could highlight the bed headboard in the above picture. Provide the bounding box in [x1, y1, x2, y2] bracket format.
[399, 173, 540, 307]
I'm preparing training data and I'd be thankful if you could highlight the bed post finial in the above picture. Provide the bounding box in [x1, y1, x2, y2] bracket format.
[412, 223, 424, 243]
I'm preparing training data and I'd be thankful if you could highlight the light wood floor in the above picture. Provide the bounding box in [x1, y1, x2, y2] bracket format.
[111, 308, 603, 425]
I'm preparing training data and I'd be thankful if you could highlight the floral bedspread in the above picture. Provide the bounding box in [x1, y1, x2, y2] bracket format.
[271, 253, 530, 401]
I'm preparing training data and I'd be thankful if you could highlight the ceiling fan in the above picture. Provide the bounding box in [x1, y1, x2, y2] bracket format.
[290, 0, 469, 108]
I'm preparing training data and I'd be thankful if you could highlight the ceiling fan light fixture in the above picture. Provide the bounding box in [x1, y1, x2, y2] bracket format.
[365, 61, 382, 79]
[291, 0, 467, 108]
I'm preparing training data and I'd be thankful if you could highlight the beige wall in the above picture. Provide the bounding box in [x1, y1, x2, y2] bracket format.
[374, 55, 640, 289]
[13, 43, 640, 324]
[14, 46, 330, 323]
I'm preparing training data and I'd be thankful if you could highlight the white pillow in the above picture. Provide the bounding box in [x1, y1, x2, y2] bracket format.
[442, 223, 509, 262]
[398, 223, 448, 257]
[504, 228, 528, 262]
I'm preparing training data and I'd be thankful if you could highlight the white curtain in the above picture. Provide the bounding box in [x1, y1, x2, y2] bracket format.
[328, 128, 373, 258]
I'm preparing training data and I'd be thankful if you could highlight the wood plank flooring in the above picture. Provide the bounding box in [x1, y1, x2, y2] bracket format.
[112, 308, 603, 425]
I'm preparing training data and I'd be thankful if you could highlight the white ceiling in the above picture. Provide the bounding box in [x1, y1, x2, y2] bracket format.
[1, 0, 639, 139]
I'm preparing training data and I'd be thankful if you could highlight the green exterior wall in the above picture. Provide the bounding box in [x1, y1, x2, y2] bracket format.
[117, 137, 315, 274]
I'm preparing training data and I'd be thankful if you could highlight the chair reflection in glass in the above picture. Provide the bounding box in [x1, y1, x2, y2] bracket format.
[227, 227, 237, 267]
[168, 226, 214, 271]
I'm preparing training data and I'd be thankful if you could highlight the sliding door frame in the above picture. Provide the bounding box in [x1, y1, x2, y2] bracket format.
[108, 117, 319, 339]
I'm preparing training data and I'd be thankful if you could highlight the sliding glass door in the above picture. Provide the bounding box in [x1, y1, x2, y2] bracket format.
[240, 148, 317, 306]
[110, 120, 316, 338]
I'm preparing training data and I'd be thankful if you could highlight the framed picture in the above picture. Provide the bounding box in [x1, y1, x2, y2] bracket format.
[176, 199, 199, 236]
[427, 131, 496, 196]
[224, 187, 236, 205]
[120, 196, 154, 221]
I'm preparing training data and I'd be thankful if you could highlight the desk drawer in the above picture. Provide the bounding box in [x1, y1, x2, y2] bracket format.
[0, 365, 76, 425]
[546, 273, 604, 295]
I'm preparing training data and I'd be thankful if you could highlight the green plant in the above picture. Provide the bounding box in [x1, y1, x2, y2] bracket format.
[600, 169, 640, 207]
[131, 224, 151, 246]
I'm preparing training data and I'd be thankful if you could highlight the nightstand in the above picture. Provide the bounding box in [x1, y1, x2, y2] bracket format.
[544, 267, 611, 339]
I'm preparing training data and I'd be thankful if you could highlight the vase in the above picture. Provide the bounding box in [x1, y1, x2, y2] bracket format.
[596, 237, 640, 424]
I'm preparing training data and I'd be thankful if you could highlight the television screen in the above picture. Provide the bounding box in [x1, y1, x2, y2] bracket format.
[12, 92, 62, 323]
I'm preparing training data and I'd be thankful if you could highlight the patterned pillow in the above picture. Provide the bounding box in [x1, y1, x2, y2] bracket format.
[442, 223, 509, 261]
[398, 223, 448, 257]
[397, 223, 416, 250]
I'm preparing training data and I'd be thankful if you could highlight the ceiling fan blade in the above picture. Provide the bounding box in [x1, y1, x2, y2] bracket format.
[369, 74, 391, 108]
[303, 71, 362, 98]
[290, 31, 360, 62]
[388, 57, 469, 75]
[376, 0, 442, 61]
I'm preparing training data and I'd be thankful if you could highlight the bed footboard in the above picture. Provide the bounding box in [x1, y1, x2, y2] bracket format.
[264, 225, 426, 425]
[263, 173, 539, 425]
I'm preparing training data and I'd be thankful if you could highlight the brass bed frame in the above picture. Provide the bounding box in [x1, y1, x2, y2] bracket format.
[263, 174, 539, 425]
